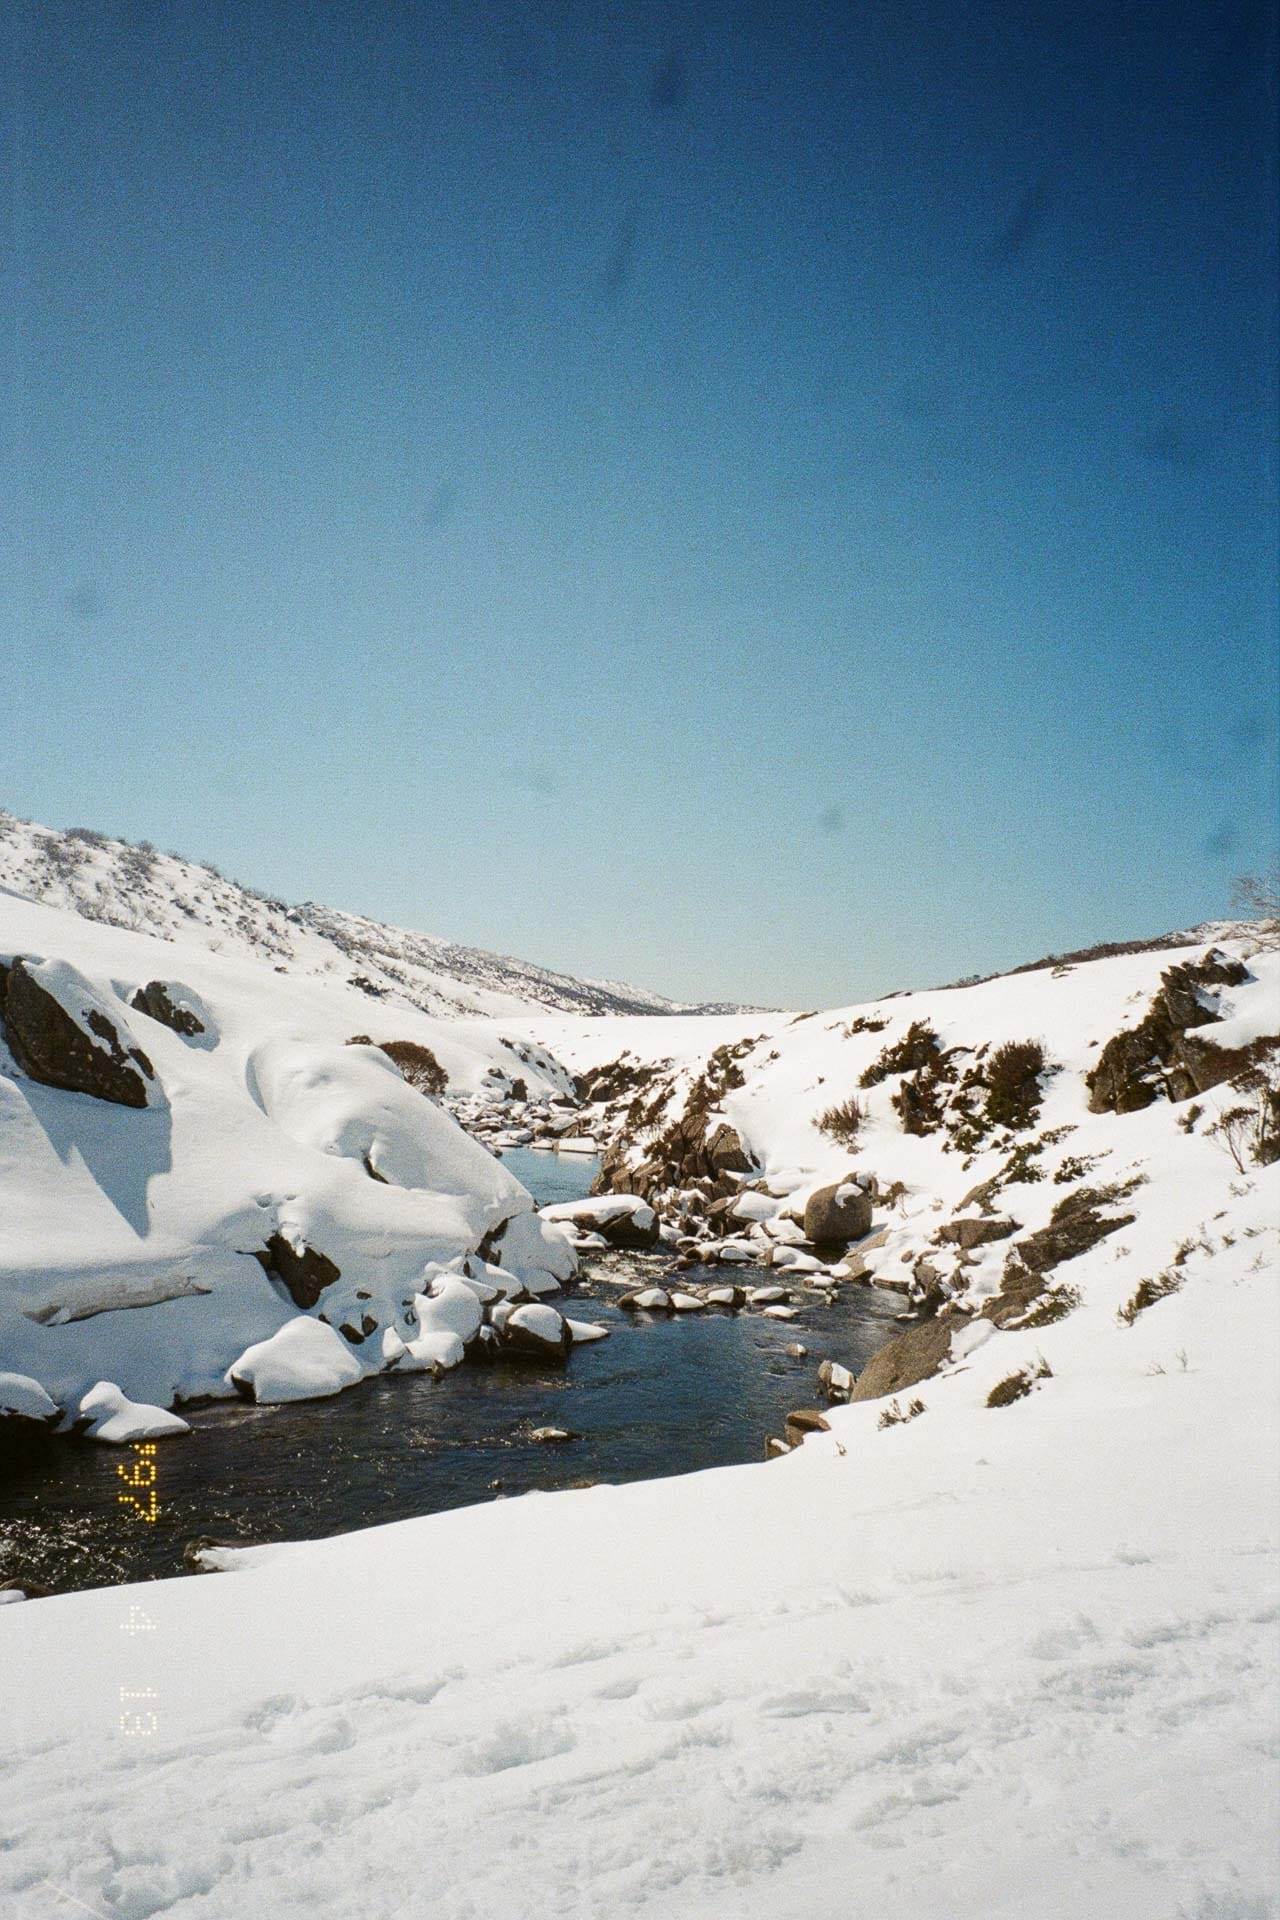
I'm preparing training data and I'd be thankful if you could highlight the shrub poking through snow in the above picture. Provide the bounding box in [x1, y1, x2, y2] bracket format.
[878, 1396, 927, 1428]
[1019, 1285, 1082, 1328]
[1208, 1070, 1280, 1171]
[860, 1021, 944, 1089]
[817, 1095, 866, 1148]
[347, 1037, 448, 1097]
[986, 1359, 1052, 1408]
[1118, 1270, 1185, 1326]
[982, 1040, 1047, 1130]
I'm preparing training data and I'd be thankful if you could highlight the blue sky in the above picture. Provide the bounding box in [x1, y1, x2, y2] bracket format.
[4, 0, 1277, 1007]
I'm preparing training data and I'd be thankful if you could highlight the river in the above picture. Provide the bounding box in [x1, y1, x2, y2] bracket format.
[0, 1148, 904, 1594]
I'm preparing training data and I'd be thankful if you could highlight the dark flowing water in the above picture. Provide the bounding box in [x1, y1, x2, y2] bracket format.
[0, 1148, 904, 1594]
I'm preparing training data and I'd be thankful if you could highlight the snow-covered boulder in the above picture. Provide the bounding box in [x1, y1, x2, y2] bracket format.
[0, 1373, 60, 1425]
[565, 1318, 610, 1343]
[0, 957, 156, 1107]
[539, 1195, 659, 1251]
[484, 1209, 577, 1291]
[617, 1287, 673, 1312]
[129, 979, 210, 1039]
[398, 1328, 466, 1373]
[251, 1036, 529, 1210]
[75, 1382, 191, 1443]
[497, 1302, 571, 1362]
[227, 1318, 365, 1404]
[412, 1274, 484, 1348]
[803, 1179, 873, 1246]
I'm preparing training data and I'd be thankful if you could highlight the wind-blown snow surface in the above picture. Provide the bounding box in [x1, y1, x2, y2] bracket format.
[0, 890, 581, 1411]
[0, 813, 742, 1018]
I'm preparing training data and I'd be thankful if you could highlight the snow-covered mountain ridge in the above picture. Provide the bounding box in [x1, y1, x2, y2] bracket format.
[0, 811, 745, 1019]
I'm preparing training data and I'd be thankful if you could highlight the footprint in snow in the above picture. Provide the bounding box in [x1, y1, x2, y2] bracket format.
[758, 1690, 871, 1718]
[459, 1719, 577, 1776]
[242, 1693, 304, 1734]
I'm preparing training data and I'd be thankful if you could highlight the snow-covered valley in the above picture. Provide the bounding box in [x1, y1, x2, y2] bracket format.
[2, 818, 1278, 1919]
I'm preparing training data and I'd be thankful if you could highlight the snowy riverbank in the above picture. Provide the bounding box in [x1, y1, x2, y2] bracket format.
[4, 1169, 1277, 1917]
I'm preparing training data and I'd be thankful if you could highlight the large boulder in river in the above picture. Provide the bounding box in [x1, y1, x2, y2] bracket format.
[496, 1302, 571, 1363]
[539, 1195, 659, 1251]
[803, 1179, 873, 1247]
[0, 958, 155, 1107]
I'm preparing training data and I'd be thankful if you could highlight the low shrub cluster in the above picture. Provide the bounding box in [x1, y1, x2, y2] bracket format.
[987, 1358, 1052, 1408]
[878, 1397, 927, 1429]
[817, 1095, 866, 1148]
[347, 1036, 449, 1096]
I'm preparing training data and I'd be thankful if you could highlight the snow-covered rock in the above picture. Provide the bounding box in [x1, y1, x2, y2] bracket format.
[226, 1318, 365, 1404]
[498, 1302, 571, 1362]
[0, 1373, 60, 1423]
[539, 1194, 658, 1250]
[75, 1381, 191, 1442]
[412, 1273, 484, 1347]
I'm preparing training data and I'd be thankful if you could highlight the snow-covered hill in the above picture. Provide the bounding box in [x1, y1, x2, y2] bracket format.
[0, 889, 589, 1419]
[2, 860, 1278, 1916]
[3, 930, 1278, 1918]
[0, 812, 743, 1019]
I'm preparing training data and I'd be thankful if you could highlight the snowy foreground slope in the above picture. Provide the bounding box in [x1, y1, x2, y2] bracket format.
[0, 812, 741, 1018]
[3, 1185, 1277, 1920]
[2, 910, 1278, 1915]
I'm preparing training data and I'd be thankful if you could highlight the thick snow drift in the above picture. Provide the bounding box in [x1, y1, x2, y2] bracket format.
[0, 892, 574, 1416]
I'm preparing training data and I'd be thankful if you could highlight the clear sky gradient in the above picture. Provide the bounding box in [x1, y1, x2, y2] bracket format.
[4, 0, 1277, 1006]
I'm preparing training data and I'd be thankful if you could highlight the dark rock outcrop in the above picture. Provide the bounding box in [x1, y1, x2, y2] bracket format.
[250, 1233, 341, 1309]
[130, 981, 205, 1037]
[1086, 951, 1251, 1114]
[938, 1214, 1016, 1251]
[0, 959, 155, 1107]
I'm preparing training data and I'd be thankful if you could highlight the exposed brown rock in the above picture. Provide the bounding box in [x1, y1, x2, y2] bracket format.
[250, 1233, 341, 1309]
[803, 1179, 873, 1247]
[1086, 951, 1251, 1114]
[130, 981, 205, 1037]
[783, 1409, 831, 1447]
[938, 1214, 1016, 1251]
[0, 959, 155, 1107]
[850, 1309, 969, 1403]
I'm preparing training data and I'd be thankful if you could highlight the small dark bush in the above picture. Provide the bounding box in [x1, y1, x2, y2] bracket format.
[892, 1065, 950, 1135]
[348, 1037, 449, 1097]
[1118, 1270, 1183, 1325]
[861, 1021, 943, 1088]
[878, 1397, 927, 1429]
[817, 1095, 866, 1148]
[983, 1040, 1046, 1131]
[987, 1358, 1052, 1408]
[1020, 1285, 1081, 1327]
